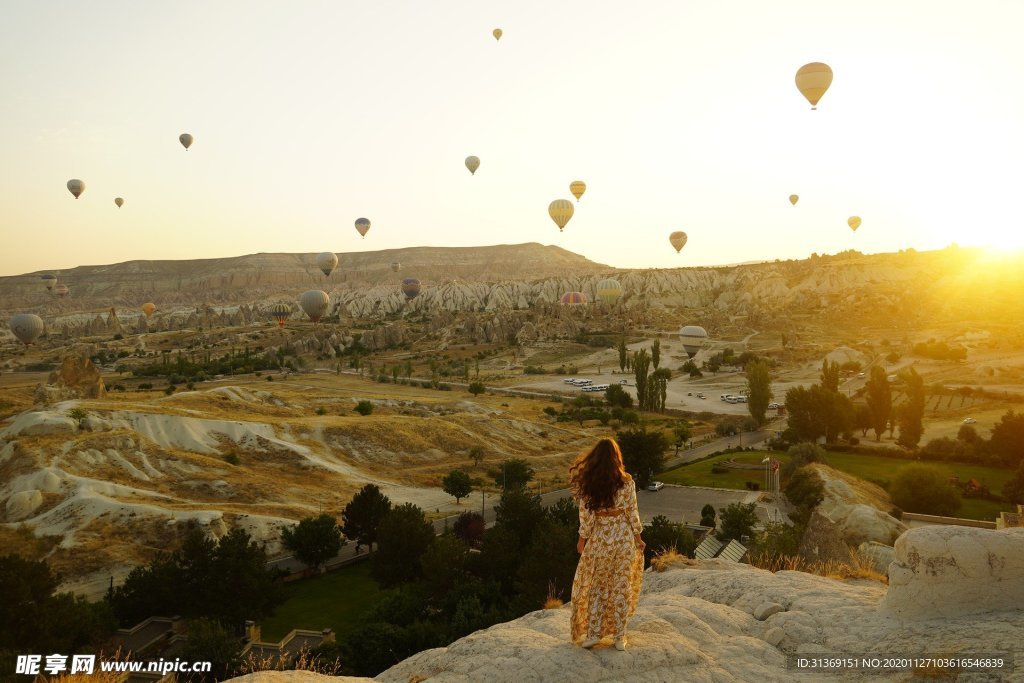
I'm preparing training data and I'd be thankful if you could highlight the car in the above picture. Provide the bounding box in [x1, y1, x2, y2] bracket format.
[768, 402, 780, 409]
[563, 378, 577, 384]
[963, 417, 977, 424]
[619, 379, 629, 385]
[857, 372, 866, 378]
[647, 481, 664, 492]
[696, 392, 705, 399]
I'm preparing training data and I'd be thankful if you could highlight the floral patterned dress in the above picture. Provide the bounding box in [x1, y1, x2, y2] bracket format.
[570, 478, 644, 644]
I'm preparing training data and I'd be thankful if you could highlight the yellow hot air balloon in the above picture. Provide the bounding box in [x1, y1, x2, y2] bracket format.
[115, 197, 124, 208]
[142, 303, 156, 318]
[569, 180, 586, 202]
[848, 216, 861, 232]
[548, 199, 574, 232]
[795, 62, 833, 109]
[493, 28, 502, 41]
[179, 133, 193, 150]
[669, 231, 688, 253]
[595, 278, 622, 305]
[316, 252, 338, 276]
[789, 194, 799, 206]
[354, 218, 371, 238]
[67, 179, 85, 199]
[465, 156, 480, 175]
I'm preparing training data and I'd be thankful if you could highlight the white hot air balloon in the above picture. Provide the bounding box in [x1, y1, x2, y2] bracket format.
[299, 290, 330, 322]
[679, 325, 708, 358]
[10, 314, 45, 345]
[316, 252, 338, 277]
[67, 179, 85, 199]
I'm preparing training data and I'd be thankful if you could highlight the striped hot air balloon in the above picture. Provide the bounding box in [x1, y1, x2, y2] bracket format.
[594, 279, 622, 305]
[269, 303, 292, 328]
[299, 290, 330, 322]
[560, 292, 586, 305]
[401, 278, 421, 300]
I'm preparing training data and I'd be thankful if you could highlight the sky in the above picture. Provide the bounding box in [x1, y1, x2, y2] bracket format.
[2, 0, 1023, 276]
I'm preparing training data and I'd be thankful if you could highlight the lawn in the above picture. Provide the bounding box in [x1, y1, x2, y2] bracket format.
[659, 450, 1017, 522]
[259, 560, 382, 642]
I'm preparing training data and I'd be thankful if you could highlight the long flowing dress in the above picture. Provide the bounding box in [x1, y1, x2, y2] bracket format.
[570, 477, 645, 644]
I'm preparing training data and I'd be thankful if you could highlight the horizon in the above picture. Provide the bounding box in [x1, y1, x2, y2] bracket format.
[2, 1, 1023, 277]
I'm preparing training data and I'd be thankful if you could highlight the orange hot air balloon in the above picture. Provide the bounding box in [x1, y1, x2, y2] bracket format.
[142, 303, 156, 318]
[795, 62, 833, 109]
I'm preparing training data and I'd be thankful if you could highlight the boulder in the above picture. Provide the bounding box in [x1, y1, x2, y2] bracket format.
[858, 541, 896, 576]
[880, 525, 1024, 619]
[6, 490, 44, 521]
[1, 411, 79, 437]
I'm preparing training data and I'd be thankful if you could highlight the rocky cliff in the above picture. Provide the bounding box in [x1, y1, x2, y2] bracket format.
[226, 526, 1024, 683]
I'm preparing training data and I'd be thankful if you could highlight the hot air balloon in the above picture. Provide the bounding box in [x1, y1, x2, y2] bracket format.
[179, 133, 193, 150]
[795, 62, 833, 109]
[548, 199, 574, 232]
[679, 325, 708, 359]
[299, 290, 330, 322]
[355, 218, 371, 238]
[669, 231, 688, 253]
[789, 195, 799, 206]
[560, 292, 586, 305]
[493, 28, 502, 41]
[390, 262, 401, 273]
[54, 284, 69, 298]
[848, 216, 861, 232]
[595, 278, 622, 305]
[67, 179, 85, 199]
[9, 314, 44, 346]
[401, 278, 421, 300]
[142, 303, 156, 318]
[317, 252, 338, 277]
[465, 156, 480, 175]
[41, 274, 57, 291]
[570, 180, 586, 202]
[269, 303, 291, 329]
[114, 197, 124, 208]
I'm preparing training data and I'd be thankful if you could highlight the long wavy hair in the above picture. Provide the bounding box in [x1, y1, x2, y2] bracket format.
[569, 438, 630, 511]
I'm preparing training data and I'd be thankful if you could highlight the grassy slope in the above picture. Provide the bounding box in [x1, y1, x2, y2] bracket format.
[660, 450, 1016, 521]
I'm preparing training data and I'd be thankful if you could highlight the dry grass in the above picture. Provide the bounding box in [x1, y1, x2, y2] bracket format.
[650, 549, 698, 573]
[747, 548, 888, 584]
[234, 644, 343, 676]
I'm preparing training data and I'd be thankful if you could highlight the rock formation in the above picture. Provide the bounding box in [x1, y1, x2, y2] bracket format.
[38, 355, 106, 401]
[224, 541, 1024, 683]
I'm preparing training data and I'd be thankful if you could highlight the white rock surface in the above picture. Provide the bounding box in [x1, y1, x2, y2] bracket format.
[880, 525, 1024, 619]
[5, 489, 44, 521]
[0, 411, 79, 438]
[858, 541, 896, 576]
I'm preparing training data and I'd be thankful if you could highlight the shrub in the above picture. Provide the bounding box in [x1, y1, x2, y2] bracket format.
[710, 465, 729, 474]
[543, 406, 558, 417]
[354, 400, 373, 416]
[67, 408, 88, 421]
[164, 385, 176, 396]
[315, 406, 328, 416]
[781, 442, 828, 479]
[468, 382, 485, 396]
[224, 453, 240, 466]
[138, 383, 153, 390]
[889, 464, 962, 516]
[266, 376, 274, 382]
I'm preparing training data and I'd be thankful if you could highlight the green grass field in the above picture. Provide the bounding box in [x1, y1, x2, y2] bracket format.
[259, 560, 381, 642]
[659, 450, 1016, 521]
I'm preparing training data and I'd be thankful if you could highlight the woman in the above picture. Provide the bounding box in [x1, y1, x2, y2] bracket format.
[569, 437, 645, 651]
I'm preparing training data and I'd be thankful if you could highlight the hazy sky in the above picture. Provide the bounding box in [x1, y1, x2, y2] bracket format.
[2, 0, 1022, 276]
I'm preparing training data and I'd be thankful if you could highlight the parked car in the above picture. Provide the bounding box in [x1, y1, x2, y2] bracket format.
[563, 378, 577, 384]
[619, 379, 629, 385]
[963, 417, 977, 424]
[768, 402, 780, 409]
[647, 481, 665, 492]
[696, 392, 706, 399]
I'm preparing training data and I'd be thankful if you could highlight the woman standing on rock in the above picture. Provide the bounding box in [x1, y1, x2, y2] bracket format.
[569, 437, 645, 650]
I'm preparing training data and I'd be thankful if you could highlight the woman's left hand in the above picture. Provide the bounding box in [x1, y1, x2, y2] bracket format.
[577, 537, 586, 555]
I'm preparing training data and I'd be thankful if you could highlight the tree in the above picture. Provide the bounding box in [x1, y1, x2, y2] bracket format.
[1002, 461, 1024, 505]
[178, 618, 242, 683]
[989, 410, 1024, 467]
[452, 511, 486, 546]
[820, 359, 841, 393]
[896, 366, 925, 448]
[889, 464, 961, 516]
[785, 384, 853, 444]
[865, 367, 892, 441]
[468, 381, 485, 396]
[373, 503, 436, 586]
[641, 515, 696, 565]
[490, 458, 535, 491]
[442, 469, 473, 504]
[281, 514, 344, 572]
[651, 338, 661, 369]
[354, 400, 373, 415]
[617, 337, 627, 371]
[956, 424, 981, 445]
[616, 428, 668, 488]
[1, 555, 116, 656]
[420, 533, 469, 600]
[718, 502, 759, 542]
[700, 504, 716, 528]
[780, 442, 828, 479]
[514, 519, 579, 609]
[672, 423, 692, 455]
[854, 403, 872, 437]
[469, 446, 486, 468]
[204, 528, 283, 628]
[341, 484, 392, 553]
[632, 349, 651, 411]
[784, 467, 825, 510]
[745, 359, 773, 424]
[494, 488, 545, 548]
[605, 383, 633, 408]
